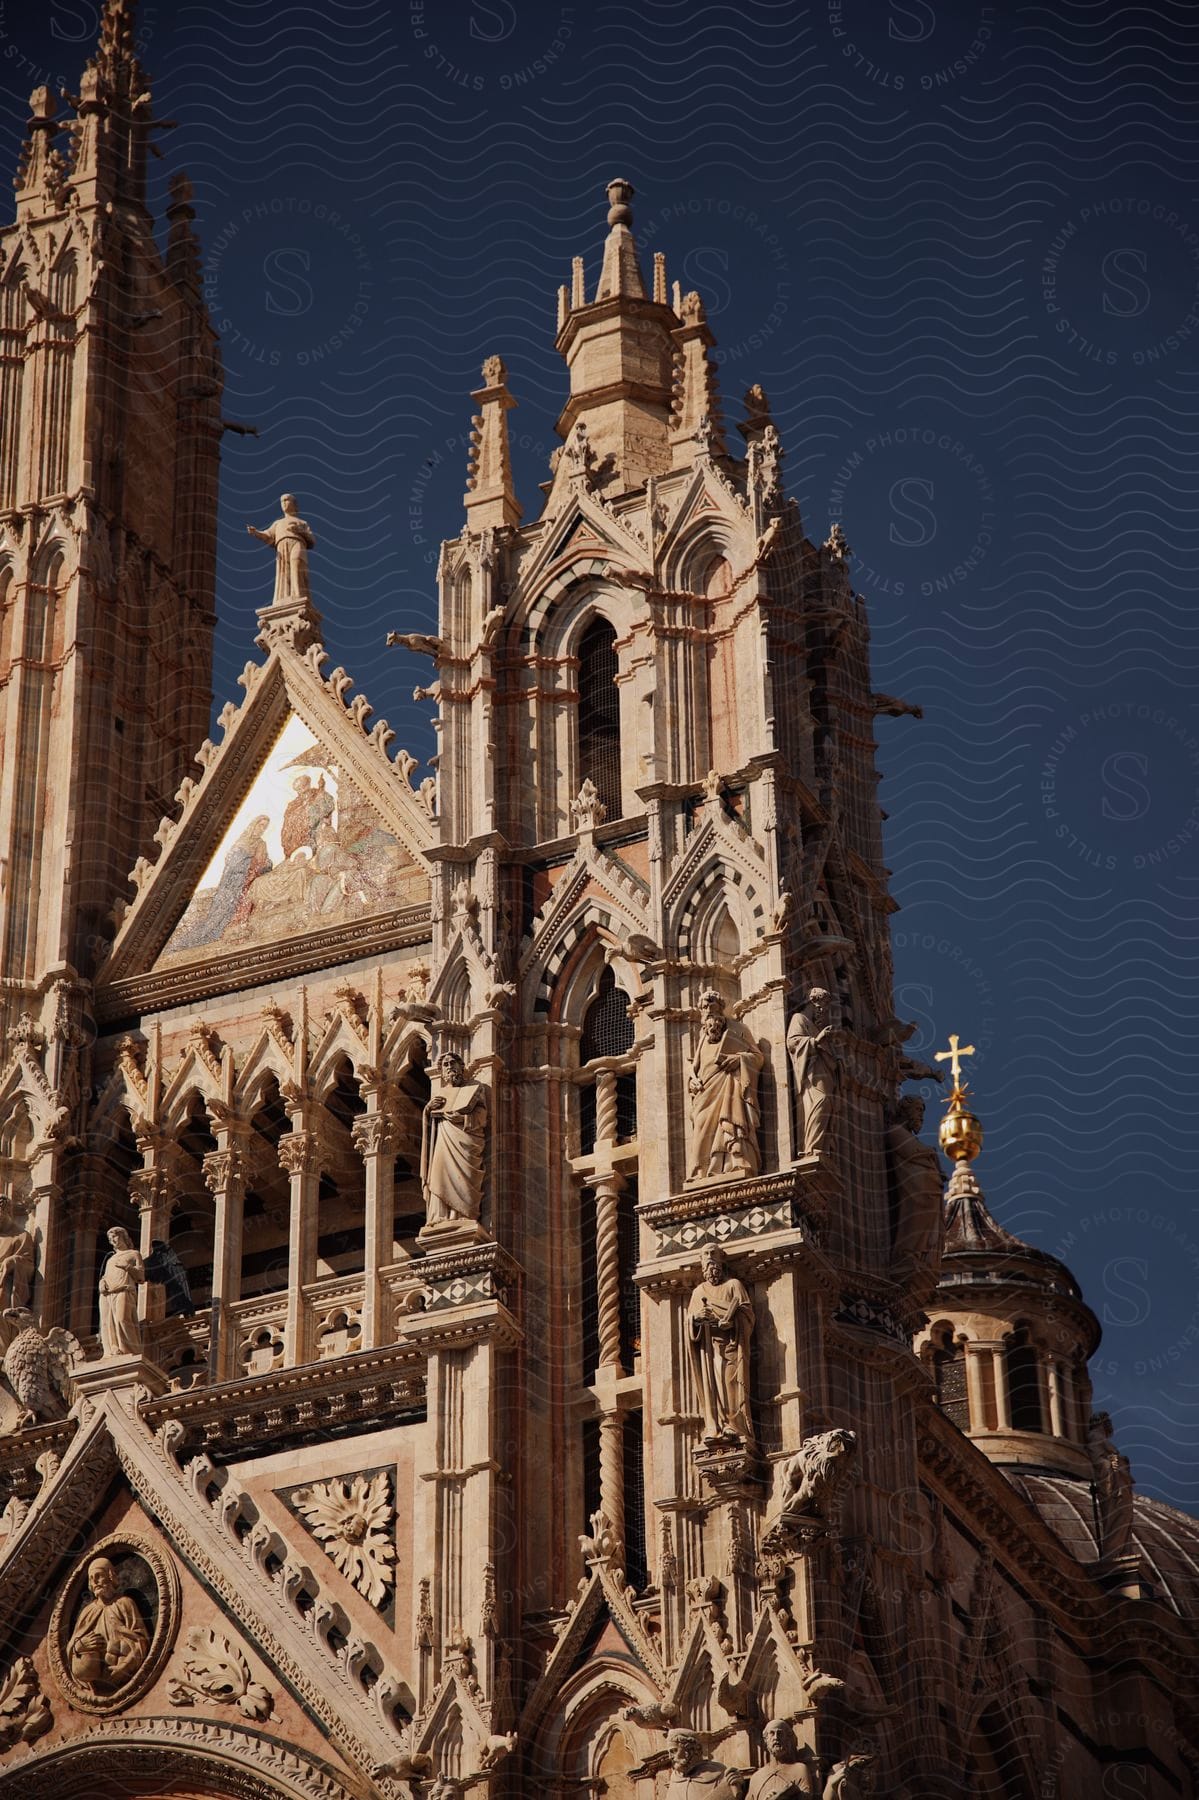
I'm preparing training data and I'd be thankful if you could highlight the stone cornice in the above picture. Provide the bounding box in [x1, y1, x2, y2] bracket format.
[138, 1344, 428, 1463]
[97, 910, 432, 1023]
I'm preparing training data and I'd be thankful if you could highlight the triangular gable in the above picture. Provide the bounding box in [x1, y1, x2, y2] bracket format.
[657, 462, 753, 583]
[517, 488, 651, 602]
[152, 711, 426, 973]
[0, 1391, 413, 1781]
[518, 1565, 666, 1747]
[99, 640, 436, 1012]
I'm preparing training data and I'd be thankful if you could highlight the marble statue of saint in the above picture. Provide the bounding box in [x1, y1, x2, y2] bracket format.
[420, 1053, 490, 1227]
[246, 492, 316, 603]
[687, 1245, 755, 1447]
[687, 990, 763, 1182]
[1086, 1412, 1135, 1560]
[67, 1556, 149, 1691]
[746, 1721, 819, 1799]
[0, 1196, 35, 1313]
[98, 1226, 145, 1358]
[886, 1096, 945, 1277]
[786, 987, 843, 1157]
[666, 1730, 744, 1799]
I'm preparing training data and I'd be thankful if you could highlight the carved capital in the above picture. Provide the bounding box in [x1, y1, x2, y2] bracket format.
[202, 1147, 245, 1195]
[277, 1132, 318, 1178]
[129, 1168, 175, 1217]
[351, 1113, 397, 1160]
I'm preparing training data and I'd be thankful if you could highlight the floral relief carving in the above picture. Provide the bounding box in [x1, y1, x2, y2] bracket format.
[0, 1655, 52, 1752]
[291, 1472, 396, 1608]
[167, 1625, 274, 1720]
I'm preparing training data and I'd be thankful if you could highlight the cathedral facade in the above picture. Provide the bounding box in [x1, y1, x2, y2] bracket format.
[0, 8, 1195, 1798]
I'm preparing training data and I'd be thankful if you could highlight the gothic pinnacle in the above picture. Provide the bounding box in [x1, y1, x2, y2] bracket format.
[596, 177, 645, 302]
[464, 355, 522, 530]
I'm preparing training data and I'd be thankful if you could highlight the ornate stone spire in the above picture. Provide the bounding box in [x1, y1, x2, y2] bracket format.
[464, 356, 522, 529]
[14, 89, 68, 220]
[67, 0, 154, 212]
[553, 180, 676, 496]
[669, 289, 726, 468]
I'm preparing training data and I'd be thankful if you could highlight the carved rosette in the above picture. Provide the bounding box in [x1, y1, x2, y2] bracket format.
[47, 1533, 181, 1716]
[290, 1472, 396, 1608]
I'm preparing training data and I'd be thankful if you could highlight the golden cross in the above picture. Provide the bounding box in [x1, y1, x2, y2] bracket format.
[935, 1033, 976, 1088]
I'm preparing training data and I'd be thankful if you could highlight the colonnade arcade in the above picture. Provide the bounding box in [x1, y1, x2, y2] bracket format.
[47, 995, 437, 1386]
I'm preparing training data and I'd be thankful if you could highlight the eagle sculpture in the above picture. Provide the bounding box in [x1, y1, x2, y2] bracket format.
[2, 1324, 80, 1428]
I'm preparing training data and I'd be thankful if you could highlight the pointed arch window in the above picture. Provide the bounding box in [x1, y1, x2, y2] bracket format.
[579, 964, 636, 1151]
[577, 617, 621, 822]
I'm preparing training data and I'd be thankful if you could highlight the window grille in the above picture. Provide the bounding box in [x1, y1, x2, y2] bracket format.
[936, 1345, 970, 1431]
[577, 619, 621, 820]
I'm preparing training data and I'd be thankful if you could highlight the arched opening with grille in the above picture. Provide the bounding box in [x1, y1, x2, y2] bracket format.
[931, 1328, 969, 1432]
[578, 964, 636, 1152]
[1006, 1324, 1044, 1434]
[577, 617, 621, 822]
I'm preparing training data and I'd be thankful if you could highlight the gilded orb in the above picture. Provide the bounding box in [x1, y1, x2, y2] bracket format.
[939, 1100, 983, 1163]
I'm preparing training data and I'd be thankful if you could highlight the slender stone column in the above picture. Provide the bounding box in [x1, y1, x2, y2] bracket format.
[352, 1105, 397, 1349]
[130, 1131, 180, 1329]
[26, 1145, 64, 1327]
[278, 1124, 320, 1366]
[589, 1069, 627, 1555]
[991, 1344, 1012, 1432]
[204, 1124, 249, 1381]
[963, 1341, 988, 1433]
[1047, 1356, 1066, 1438]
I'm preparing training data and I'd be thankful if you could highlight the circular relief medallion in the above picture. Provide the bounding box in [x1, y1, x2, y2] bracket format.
[47, 1532, 181, 1715]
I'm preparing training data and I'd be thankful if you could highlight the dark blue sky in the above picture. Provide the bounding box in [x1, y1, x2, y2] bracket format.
[4, 0, 1198, 1507]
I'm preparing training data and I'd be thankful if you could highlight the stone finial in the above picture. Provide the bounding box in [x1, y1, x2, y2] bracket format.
[606, 178, 634, 226]
[464, 355, 522, 529]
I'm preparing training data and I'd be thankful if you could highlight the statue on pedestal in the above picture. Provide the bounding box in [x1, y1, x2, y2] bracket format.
[420, 1053, 490, 1237]
[886, 1096, 945, 1277]
[0, 1197, 35, 1313]
[687, 1246, 755, 1447]
[687, 990, 763, 1182]
[787, 987, 843, 1158]
[746, 1720, 819, 1798]
[98, 1227, 145, 1359]
[246, 493, 315, 603]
